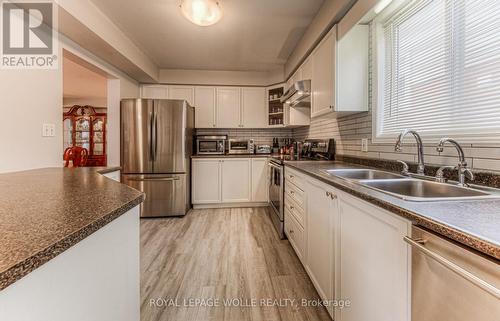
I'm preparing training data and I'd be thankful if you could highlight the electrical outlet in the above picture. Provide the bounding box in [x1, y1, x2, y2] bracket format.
[361, 138, 369, 152]
[42, 124, 55, 137]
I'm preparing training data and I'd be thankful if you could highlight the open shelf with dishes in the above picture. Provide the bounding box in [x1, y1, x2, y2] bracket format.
[268, 86, 285, 126]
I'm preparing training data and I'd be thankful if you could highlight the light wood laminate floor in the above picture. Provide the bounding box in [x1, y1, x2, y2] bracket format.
[141, 207, 331, 321]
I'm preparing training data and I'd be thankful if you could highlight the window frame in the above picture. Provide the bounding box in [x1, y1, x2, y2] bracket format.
[371, 0, 500, 144]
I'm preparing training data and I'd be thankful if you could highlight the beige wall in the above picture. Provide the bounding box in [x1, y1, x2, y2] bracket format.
[158, 68, 284, 87]
[0, 68, 63, 173]
[0, 33, 140, 173]
[284, 0, 354, 78]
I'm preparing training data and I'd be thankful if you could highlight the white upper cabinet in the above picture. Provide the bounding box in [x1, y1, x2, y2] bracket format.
[241, 87, 267, 128]
[301, 57, 312, 81]
[140, 85, 269, 129]
[336, 24, 369, 113]
[194, 86, 216, 128]
[168, 85, 194, 105]
[141, 85, 169, 99]
[311, 28, 336, 117]
[308, 24, 368, 118]
[216, 87, 241, 128]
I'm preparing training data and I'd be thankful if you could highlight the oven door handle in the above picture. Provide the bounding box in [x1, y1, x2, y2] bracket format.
[268, 162, 282, 170]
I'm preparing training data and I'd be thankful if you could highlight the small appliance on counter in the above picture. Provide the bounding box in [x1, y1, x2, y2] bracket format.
[267, 138, 336, 239]
[196, 135, 227, 155]
[301, 138, 336, 160]
[256, 145, 271, 154]
[228, 139, 255, 154]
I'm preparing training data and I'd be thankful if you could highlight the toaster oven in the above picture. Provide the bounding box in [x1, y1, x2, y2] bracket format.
[228, 139, 254, 154]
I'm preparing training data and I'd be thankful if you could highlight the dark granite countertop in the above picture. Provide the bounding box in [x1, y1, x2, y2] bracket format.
[285, 161, 500, 260]
[0, 167, 144, 290]
[95, 166, 121, 174]
[191, 154, 271, 158]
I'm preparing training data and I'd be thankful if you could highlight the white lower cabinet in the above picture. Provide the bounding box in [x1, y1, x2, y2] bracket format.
[251, 158, 268, 202]
[192, 159, 221, 204]
[305, 178, 336, 319]
[221, 159, 251, 203]
[337, 193, 410, 321]
[284, 166, 410, 321]
[192, 158, 268, 206]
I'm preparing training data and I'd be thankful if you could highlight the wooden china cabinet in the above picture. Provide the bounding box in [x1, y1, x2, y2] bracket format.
[63, 105, 107, 166]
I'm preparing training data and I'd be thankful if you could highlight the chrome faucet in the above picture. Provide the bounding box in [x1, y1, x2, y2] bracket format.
[394, 129, 425, 175]
[436, 138, 474, 187]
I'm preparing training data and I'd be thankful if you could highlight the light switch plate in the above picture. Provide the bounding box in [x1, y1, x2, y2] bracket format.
[361, 138, 368, 152]
[42, 123, 55, 137]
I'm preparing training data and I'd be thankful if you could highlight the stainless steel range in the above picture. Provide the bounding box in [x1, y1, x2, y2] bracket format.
[267, 139, 335, 239]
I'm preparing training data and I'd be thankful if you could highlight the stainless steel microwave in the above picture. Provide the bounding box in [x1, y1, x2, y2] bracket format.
[196, 135, 227, 155]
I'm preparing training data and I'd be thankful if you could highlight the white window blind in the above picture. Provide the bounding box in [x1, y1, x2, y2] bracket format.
[379, 0, 500, 139]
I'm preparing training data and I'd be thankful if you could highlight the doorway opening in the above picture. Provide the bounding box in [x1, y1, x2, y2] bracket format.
[62, 50, 108, 167]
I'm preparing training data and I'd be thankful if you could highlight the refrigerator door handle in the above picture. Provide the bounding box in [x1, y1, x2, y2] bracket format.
[149, 111, 154, 161]
[127, 177, 181, 182]
[154, 111, 158, 161]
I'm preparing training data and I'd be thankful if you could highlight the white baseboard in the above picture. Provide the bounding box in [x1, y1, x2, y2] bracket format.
[193, 202, 269, 209]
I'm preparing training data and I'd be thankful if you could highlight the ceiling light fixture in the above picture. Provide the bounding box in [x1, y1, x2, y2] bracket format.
[180, 0, 222, 26]
[374, 0, 393, 14]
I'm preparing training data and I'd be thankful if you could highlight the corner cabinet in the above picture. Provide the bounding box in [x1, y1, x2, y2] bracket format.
[192, 158, 268, 207]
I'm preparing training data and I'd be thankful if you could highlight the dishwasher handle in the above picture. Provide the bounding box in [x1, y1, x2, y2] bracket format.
[404, 236, 500, 299]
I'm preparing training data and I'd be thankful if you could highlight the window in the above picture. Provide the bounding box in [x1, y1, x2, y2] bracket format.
[373, 0, 500, 142]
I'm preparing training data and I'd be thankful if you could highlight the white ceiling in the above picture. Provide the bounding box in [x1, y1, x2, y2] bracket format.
[89, 0, 325, 72]
[63, 56, 107, 100]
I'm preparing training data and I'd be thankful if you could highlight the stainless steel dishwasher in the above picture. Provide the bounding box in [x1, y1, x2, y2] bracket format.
[406, 226, 500, 321]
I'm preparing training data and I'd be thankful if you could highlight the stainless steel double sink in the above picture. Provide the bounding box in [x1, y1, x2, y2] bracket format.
[324, 169, 500, 201]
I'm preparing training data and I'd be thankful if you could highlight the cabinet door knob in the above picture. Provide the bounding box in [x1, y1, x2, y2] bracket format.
[326, 191, 331, 197]
[289, 229, 294, 234]
[290, 205, 295, 210]
[289, 175, 294, 178]
[290, 190, 295, 195]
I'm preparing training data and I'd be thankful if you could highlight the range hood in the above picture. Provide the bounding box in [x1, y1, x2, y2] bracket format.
[280, 79, 311, 108]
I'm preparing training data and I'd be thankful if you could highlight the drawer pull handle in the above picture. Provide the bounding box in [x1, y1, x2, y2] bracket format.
[326, 191, 337, 200]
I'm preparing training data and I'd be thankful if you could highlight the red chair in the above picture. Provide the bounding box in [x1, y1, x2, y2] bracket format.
[64, 147, 89, 167]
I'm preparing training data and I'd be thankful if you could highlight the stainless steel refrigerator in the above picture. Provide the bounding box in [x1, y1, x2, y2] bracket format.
[120, 99, 195, 217]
